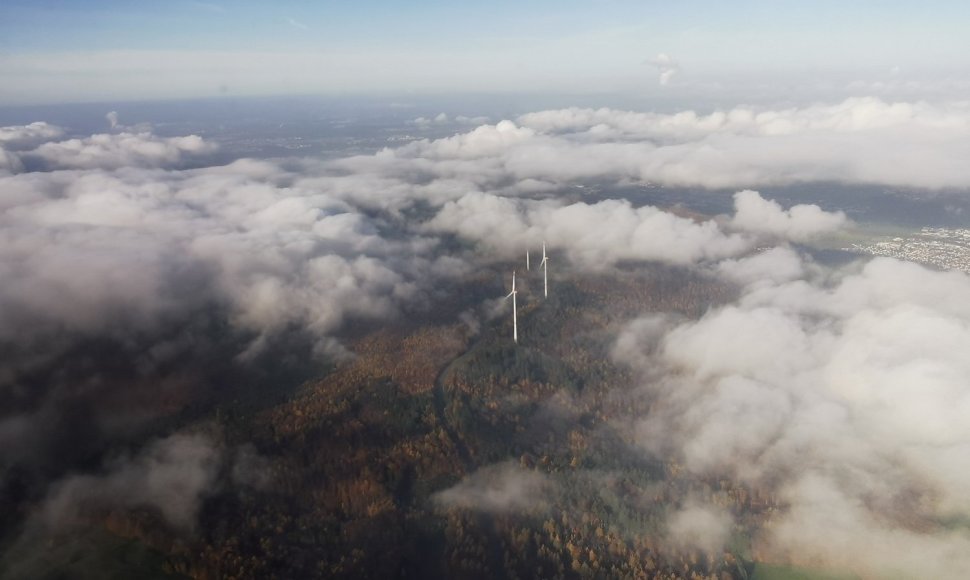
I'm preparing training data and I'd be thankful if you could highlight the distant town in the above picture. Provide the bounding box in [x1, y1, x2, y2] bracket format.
[846, 227, 970, 273]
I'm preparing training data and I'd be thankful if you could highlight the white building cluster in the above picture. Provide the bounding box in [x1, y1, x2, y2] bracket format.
[846, 227, 970, 274]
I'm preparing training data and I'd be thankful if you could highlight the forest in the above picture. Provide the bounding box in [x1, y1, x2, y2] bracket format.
[0, 262, 846, 580]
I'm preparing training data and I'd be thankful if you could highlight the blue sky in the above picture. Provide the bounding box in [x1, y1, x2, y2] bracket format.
[2, 1, 969, 105]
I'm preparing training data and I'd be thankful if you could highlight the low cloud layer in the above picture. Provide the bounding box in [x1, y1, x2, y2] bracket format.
[0, 116, 848, 373]
[0, 122, 65, 151]
[665, 501, 733, 555]
[26, 131, 217, 170]
[0, 121, 214, 173]
[615, 253, 970, 577]
[0, 98, 963, 572]
[515, 98, 970, 189]
[433, 462, 554, 513]
[42, 433, 220, 531]
[729, 189, 848, 242]
[426, 189, 843, 267]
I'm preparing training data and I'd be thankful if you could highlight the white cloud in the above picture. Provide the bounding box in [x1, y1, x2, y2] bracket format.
[716, 246, 808, 287]
[616, 253, 970, 577]
[433, 462, 554, 513]
[26, 131, 217, 170]
[0, 122, 65, 150]
[426, 189, 843, 268]
[729, 190, 847, 242]
[4, 99, 969, 574]
[42, 433, 220, 530]
[666, 501, 733, 554]
[0, 148, 23, 174]
[286, 17, 309, 31]
[426, 191, 755, 267]
[646, 52, 680, 86]
[515, 98, 970, 189]
[0, 134, 458, 359]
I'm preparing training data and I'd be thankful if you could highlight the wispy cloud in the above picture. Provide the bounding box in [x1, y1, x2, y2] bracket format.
[286, 17, 309, 31]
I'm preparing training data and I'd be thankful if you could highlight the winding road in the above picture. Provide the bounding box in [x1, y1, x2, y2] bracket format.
[431, 344, 509, 580]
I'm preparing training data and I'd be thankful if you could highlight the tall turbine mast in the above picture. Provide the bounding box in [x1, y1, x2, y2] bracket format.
[505, 271, 518, 343]
[540, 242, 549, 298]
[526, 249, 530, 271]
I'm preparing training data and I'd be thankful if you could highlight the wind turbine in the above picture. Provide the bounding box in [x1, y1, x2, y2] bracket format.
[540, 242, 549, 298]
[526, 249, 530, 271]
[505, 271, 518, 343]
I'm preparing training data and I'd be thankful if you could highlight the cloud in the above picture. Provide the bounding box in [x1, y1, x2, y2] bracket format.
[666, 500, 733, 554]
[0, 122, 474, 495]
[0, 148, 23, 174]
[514, 98, 970, 189]
[615, 253, 970, 577]
[0, 157, 459, 359]
[455, 115, 490, 125]
[433, 462, 555, 513]
[425, 189, 843, 268]
[0, 100, 965, 576]
[413, 112, 450, 127]
[729, 190, 848, 242]
[286, 17, 308, 31]
[0, 122, 65, 150]
[426, 192, 755, 267]
[42, 433, 220, 531]
[716, 246, 808, 287]
[296, 99, 970, 218]
[106, 111, 120, 129]
[25, 131, 217, 170]
[646, 53, 680, 86]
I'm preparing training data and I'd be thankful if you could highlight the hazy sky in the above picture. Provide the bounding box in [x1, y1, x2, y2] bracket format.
[1, 1, 969, 104]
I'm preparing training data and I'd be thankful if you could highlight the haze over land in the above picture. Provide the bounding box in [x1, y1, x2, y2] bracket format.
[2, 1, 970, 578]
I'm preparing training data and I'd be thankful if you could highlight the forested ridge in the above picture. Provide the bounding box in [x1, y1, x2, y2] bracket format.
[2, 265, 828, 580]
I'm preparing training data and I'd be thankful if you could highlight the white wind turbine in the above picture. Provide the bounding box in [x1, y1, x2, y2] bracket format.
[539, 241, 549, 298]
[505, 270, 518, 343]
[526, 249, 530, 271]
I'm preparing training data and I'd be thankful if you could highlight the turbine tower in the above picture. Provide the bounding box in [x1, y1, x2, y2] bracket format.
[505, 270, 518, 343]
[540, 242, 549, 298]
[526, 249, 530, 271]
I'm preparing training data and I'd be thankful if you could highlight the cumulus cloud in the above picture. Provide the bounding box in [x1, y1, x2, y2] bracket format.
[0, 99, 965, 575]
[0, 122, 67, 173]
[514, 98, 970, 189]
[615, 253, 970, 577]
[0, 122, 473, 496]
[0, 121, 215, 173]
[646, 53, 679, 86]
[413, 112, 451, 128]
[0, 148, 23, 174]
[0, 159, 456, 361]
[433, 462, 555, 513]
[25, 131, 217, 170]
[0, 121, 65, 150]
[42, 433, 220, 531]
[455, 114, 490, 125]
[729, 190, 848, 242]
[716, 246, 809, 287]
[666, 501, 733, 554]
[299, 99, 970, 218]
[426, 189, 844, 268]
[426, 192, 754, 267]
